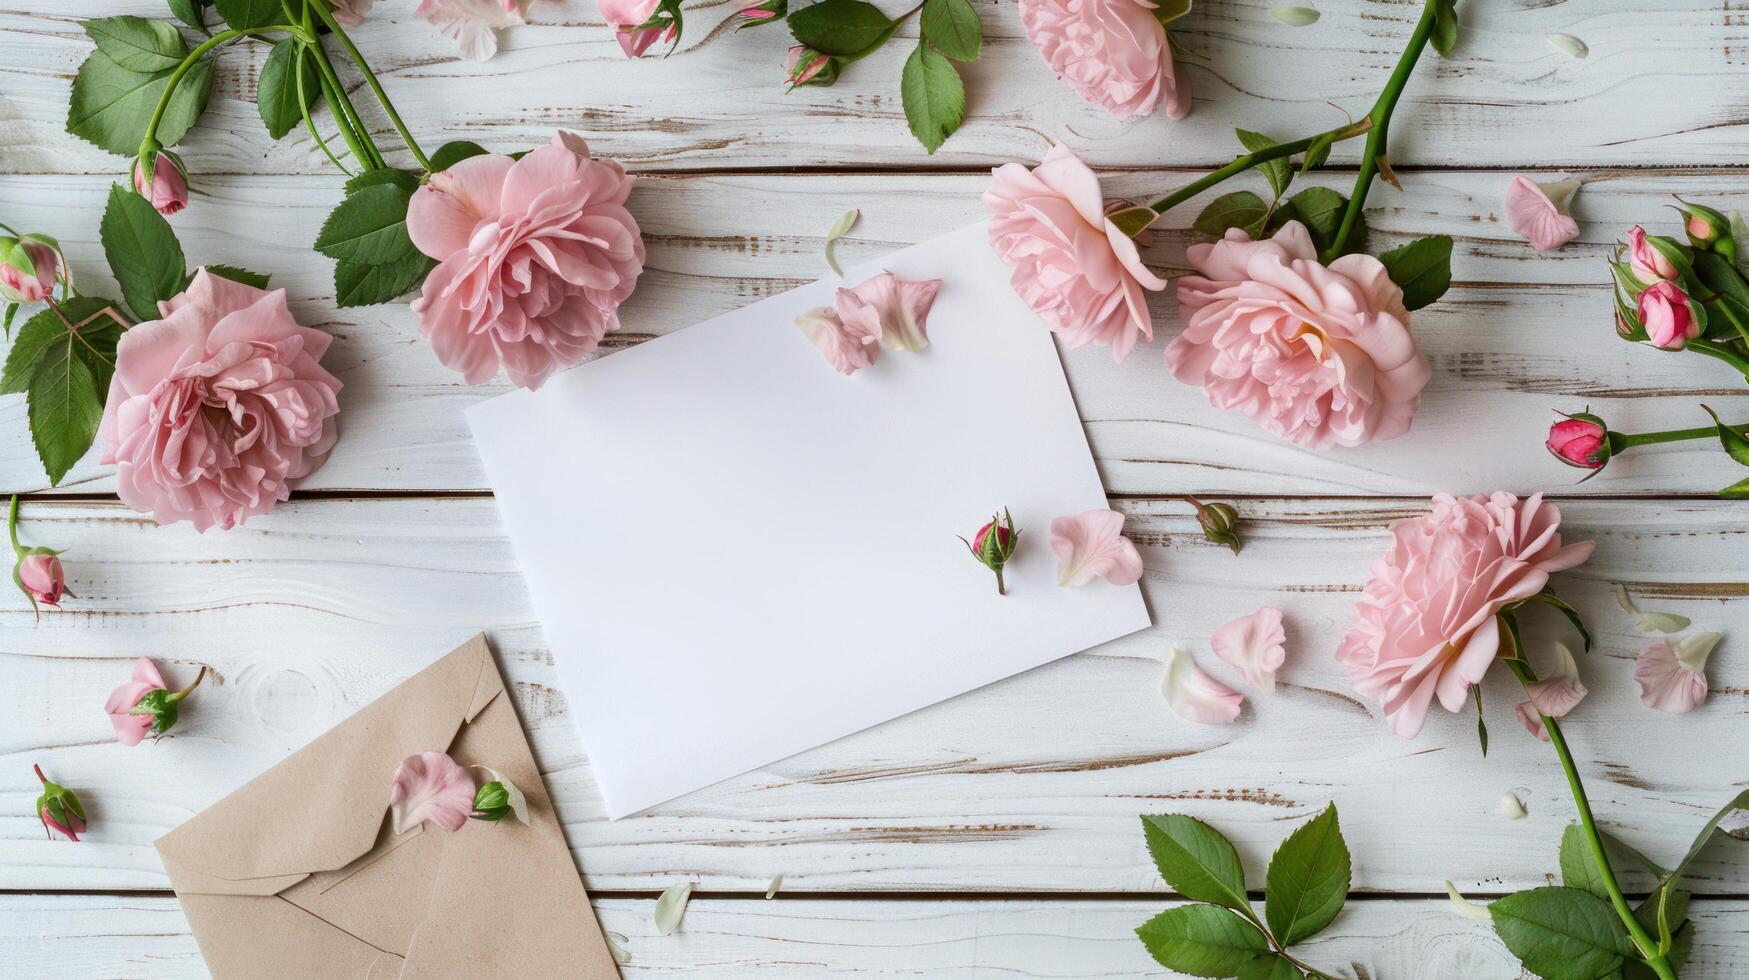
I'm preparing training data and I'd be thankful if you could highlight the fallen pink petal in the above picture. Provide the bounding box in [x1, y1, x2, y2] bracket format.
[1635, 635, 1717, 714]
[389, 751, 477, 833]
[1050, 509, 1143, 587]
[1163, 646, 1243, 725]
[1210, 606, 1287, 691]
[835, 272, 941, 353]
[795, 306, 879, 375]
[1505, 176, 1581, 252]
[1513, 641, 1588, 741]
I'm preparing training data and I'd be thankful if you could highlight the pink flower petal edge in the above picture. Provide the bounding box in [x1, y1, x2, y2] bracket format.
[389, 751, 476, 834]
[795, 272, 942, 375]
[1210, 607, 1287, 691]
[1163, 646, 1242, 725]
[103, 657, 167, 747]
[1505, 176, 1581, 252]
[1513, 641, 1588, 741]
[1050, 509, 1144, 587]
[1635, 635, 1717, 714]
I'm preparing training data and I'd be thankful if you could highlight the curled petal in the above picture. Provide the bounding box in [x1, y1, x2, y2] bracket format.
[1635, 640, 1709, 714]
[835, 272, 941, 353]
[1162, 646, 1242, 725]
[1514, 642, 1587, 741]
[1505, 176, 1581, 252]
[389, 751, 476, 833]
[1210, 606, 1286, 691]
[1638, 612, 1692, 634]
[1049, 509, 1143, 587]
[795, 306, 878, 375]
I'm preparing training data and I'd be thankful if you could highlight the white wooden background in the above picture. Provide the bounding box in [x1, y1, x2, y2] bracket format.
[4, 0, 1749, 976]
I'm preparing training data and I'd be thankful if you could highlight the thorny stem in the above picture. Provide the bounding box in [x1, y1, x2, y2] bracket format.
[1136, 118, 1372, 223]
[310, 2, 432, 171]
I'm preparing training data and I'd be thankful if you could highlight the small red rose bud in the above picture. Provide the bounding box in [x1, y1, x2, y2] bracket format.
[1546, 411, 1611, 473]
[959, 508, 1019, 595]
[34, 764, 87, 842]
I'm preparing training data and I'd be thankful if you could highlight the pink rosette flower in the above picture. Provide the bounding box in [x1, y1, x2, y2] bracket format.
[985, 144, 1167, 362]
[1336, 492, 1594, 738]
[408, 131, 645, 390]
[98, 270, 343, 532]
[1166, 221, 1432, 449]
[389, 751, 476, 833]
[1019, 0, 1189, 121]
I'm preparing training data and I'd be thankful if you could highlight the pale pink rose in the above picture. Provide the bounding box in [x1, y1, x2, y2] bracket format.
[1166, 221, 1432, 449]
[1504, 176, 1580, 252]
[408, 131, 645, 389]
[104, 657, 167, 747]
[16, 553, 69, 608]
[1019, 0, 1189, 120]
[1627, 225, 1679, 283]
[328, 0, 375, 27]
[1638, 280, 1700, 350]
[416, 0, 529, 61]
[389, 751, 476, 833]
[132, 152, 189, 216]
[98, 270, 343, 532]
[599, 0, 661, 26]
[1513, 641, 1588, 742]
[985, 144, 1167, 362]
[1163, 646, 1242, 724]
[1211, 606, 1286, 691]
[1335, 492, 1594, 738]
[836, 272, 941, 353]
[1635, 634, 1717, 714]
[795, 307, 878, 375]
[1049, 509, 1143, 587]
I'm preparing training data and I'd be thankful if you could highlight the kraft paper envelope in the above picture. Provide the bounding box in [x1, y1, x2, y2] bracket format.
[155, 635, 619, 979]
[468, 221, 1153, 818]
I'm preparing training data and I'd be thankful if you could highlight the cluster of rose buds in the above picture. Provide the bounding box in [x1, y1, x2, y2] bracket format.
[1608, 202, 1738, 352]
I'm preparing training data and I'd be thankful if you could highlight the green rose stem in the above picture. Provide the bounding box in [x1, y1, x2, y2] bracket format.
[309, 2, 432, 172]
[137, 26, 315, 162]
[1685, 337, 1749, 381]
[1607, 420, 1749, 454]
[1500, 614, 1677, 980]
[292, 40, 354, 175]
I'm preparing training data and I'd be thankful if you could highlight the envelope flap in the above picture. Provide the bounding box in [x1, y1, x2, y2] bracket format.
[157, 635, 502, 888]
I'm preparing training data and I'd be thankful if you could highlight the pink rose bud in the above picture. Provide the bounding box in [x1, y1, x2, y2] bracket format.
[105, 657, 207, 746]
[1546, 412, 1611, 472]
[616, 25, 663, 57]
[9, 495, 73, 615]
[959, 508, 1020, 595]
[34, 764, 87, 842]
[785, 45, 833, 87]
[1626, 225, 1680, 283]
[1673, 198, 1737, 265]
[738, 0, 785, 22]
[132, 150, 189, 216]
[0, 234, 63, 304]
[1637, 279, 1701, 350]
[1187, 496, 1242, 555]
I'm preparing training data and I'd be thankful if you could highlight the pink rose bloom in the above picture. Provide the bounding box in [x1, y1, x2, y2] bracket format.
[104, 656, 167, 747]
[408, 131, 645, 390]
[1637, 279, 1700, 350]
[1166, 221, 1432, 449]
[328, 0, 376, 28]
[1336, 492, 1594, 738]
[985, 144, 1167, 362]
[132, 152, 189, 216]
[1019, 0, 1189, 120]
[99, 271, 343, 531]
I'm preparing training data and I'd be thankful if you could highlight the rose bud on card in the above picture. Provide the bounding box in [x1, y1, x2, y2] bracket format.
[959, 508, 1019, 595]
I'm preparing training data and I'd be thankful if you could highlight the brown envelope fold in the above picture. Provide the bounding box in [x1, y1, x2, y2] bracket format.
[155, 635, 620, 979]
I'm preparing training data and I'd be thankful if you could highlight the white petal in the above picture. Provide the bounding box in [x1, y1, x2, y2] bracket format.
[1270, 6, 1320, 27]
[653, 881, 693, 936]
[1675, 632, 1722, 672]
[1162, 646, 1243, 725]
[1500, 792, 1527, 820]
[1446, 881, 1492, 921]
[1546, 33, 1589, 59]
[1615, 583, 1639, 615]
[1637, 612, 1692, 634]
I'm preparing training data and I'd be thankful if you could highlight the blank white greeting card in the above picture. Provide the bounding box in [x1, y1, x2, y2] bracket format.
[467, 222, 1151, 817]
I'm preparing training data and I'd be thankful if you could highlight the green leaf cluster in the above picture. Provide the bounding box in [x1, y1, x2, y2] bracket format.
[1135, 804, 1350, 979]
[68, 16, 214, 155]
[315, 171, 435, 307]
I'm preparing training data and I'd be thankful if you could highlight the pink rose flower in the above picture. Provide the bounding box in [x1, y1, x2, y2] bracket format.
[1336, 492, 1594, 738]
[985, 144, 1167, 362]
[1637, 279, 1700, 350]
[1504, 176, 1580, 252]
[1019, 0, 1189, 120]
[132, 151, 190, 216]
[408, 131, 645, 390]
[98, 270, 343, 531]
[328, 0, 375, 28]
[1545, 412, 1609, 471]
[389, 751, 476, 833]
[0, 235, 62, 304]
[415, 0, 529, 61]
[1627, 225, 1679, 283]
[1166, 221, 1432, 449]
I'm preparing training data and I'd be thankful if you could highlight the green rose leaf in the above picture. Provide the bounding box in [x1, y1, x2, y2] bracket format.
[1665, 789, 1749, 892]
[428, 140, 491, 173]
[315, 183, 420, 265]
[1236, 129, 1292, 201]
[1703, 406, 1749, 469]
[1722, 475, 1749, 499]
[167, 0, 212, 34]
[27, 330, 106, 486]
[257, 38, 322, 140]
[1488, 886, 1633, 980]
[84, 16, 188, 72]
[1274, 186, 1357, 255]
[202, 264, 272, 289]
[214, 0, 281, 30]
[1379, 234, 1453, 311]
[334, 252, 434, 308]
[901, 43, 965, 155]
[921, 0, 981, 62]
[2, 298, 122, 397]
[1193, 190, 1268, 239]
[343, 168, 421, 195]
[789, 0, 895, 57]
[100, 184, 187, 321]
[1135, 904, 1268, 977]
[1690, 250, 1749, 344]
[1264, 803, 1351, 945]
[1558, 823, 1610, 900]
[1431, 0, 1459, 58]
[1141, 814, 1252, 913]
[68, 50, 214, 155]
[1235, 955, 1304, 980]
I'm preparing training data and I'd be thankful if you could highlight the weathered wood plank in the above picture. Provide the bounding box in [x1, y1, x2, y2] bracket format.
[5, 1, 1746, 174]
[5, 893, 1749, 978]
[2, 171, 1746, 497]
[3, 497, 1744, 893]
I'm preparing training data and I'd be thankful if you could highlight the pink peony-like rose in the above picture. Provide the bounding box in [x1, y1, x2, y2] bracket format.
[1336, 492, 1594, 738]
[985, 144, 1167, 362]
[98, 270, 343, 531]
[1019, 0, 1189, 121]
[1166, 221, 1432, 449]
[408, 131, 645, 390]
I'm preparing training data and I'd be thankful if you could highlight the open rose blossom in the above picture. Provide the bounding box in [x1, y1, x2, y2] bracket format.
[99, 271, 343, 532]
[389, 751, 476, 833]
[408, 131, 644, 389]
[985, 144, 1167, 362]
[1166, 221, 1431, 449]
[1336, 492, 1594, 738]
[1019, 0, 1190, 121]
